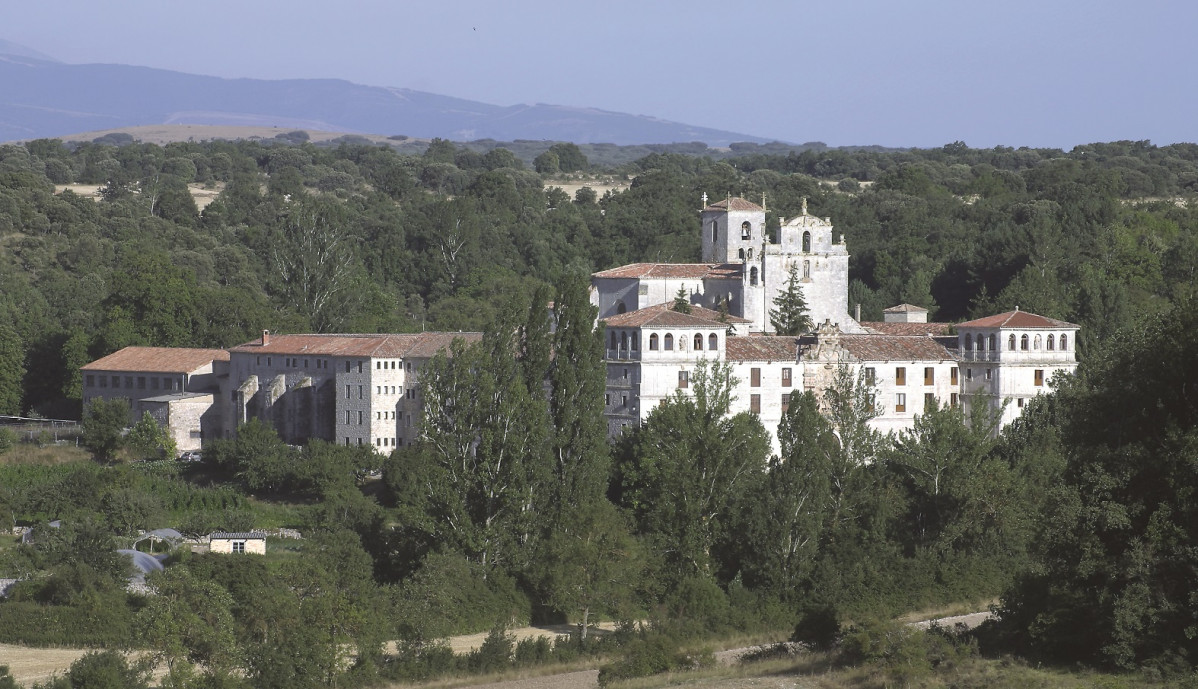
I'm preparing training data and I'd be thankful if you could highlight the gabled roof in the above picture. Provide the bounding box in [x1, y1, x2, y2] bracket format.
[603, 308, 720, 329]
[726, 336, 800, 362]
[837, 335, 955, 362]
[957, 310, 1079, 329]
[592, 263, 743, 280]
[229, 332, 481, 358]
[603, 302, 750, 328]
[861, 322, 953, 336]
[82, 347, 229, 373]
[704, 196, 763, 212]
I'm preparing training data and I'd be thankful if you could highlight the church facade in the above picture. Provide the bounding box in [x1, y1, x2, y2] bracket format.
[593, 196, 1079, 451]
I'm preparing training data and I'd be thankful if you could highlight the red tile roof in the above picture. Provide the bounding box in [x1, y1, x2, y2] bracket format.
[837, 335, 955, 362]
[861, 322, 953, 336]
[82, 347, 229, 373]
[726, 336, 800, 362]
[956, 310, 1079, 329]
[704, 197, 763, 212]
[603, 302, 750, 328]
[592, 263, 743, 280]
[229, 332, 481, 358]
[603, 309, 721, 328]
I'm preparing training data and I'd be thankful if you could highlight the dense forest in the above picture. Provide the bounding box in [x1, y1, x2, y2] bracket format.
[0, 135, 1197, 687]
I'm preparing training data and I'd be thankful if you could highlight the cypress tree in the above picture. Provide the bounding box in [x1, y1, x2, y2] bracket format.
[769, 265, 812, 335]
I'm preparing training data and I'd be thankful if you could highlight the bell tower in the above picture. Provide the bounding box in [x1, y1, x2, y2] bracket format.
[700, 194, 766, 264]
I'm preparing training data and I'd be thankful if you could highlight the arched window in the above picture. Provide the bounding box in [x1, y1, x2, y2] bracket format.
[664, 334, 674, 350]
[609, 332, 617, 349]
[631, 333, 638, 350]
[750, 267, 759, 286]
[747, 248, 753, 260]
[694, 333, 703, 350]
[988, 334, 996, 351]
[803, 260, 810, 278]
[738, 248, 745, 260]
[1034, 334, 1041, 350]
[1047, 334, 1055, 350]
[964, 333, 973, 351]
[617, 302, 627, 314]
[621, 332, 628, 350]
[1060, 334, 1068, 351]
[1020, 334, 1029, 351]
[1008, 334, 1016, 350]
[741, 221, 751, 240]
[650, 333, 659, 350]
[802, 231, 812, 252]
[711, 221, 718, 243]
[709, 333, 718, 349]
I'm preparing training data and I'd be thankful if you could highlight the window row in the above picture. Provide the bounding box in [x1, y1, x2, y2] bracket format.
[88, 375, 182, 391]
[864, 367, 957, 386]
[376, 411, 400, 420]
[962, 332, 1069, 352]
[609, 331, 722, 352]
[376, 385, 402, 395]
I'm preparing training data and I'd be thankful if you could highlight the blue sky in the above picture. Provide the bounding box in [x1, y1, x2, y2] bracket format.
[5, 0, 1194, 148]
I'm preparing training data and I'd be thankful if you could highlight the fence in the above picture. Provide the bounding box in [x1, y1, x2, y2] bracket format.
[0, 415, 82, 446]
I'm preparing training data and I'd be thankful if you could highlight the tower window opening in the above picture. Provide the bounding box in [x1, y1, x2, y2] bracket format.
[750, 266, 759, 286]
[802, 231, 811, 252]
[741, 221, 751, 240]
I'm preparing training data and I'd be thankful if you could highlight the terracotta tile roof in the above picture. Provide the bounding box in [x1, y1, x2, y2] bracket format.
[837, 335, 955, 362]
[592, 263, 743, 280]
[861, 322, 953, 336]
[82, 347, 229, 373]
[704, 196, 763, 212]
[726, 336, 800, 362]
[603, 302, 750, 328]
[603, 308, 721, 328]
[956, 310, 1079, 329]
[229, 332, 481, 358]
[883, 303, 929, 313]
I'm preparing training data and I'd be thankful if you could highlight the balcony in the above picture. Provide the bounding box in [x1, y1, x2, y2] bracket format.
[605, 348, 641, 361]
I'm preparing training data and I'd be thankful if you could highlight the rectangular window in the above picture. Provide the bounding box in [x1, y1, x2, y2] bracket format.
[923, 367, 934, 385]
[895, 393, 906, 413]
[966, 368, 973, 381]
[346, 361, 352, 373]
[100, 376, 107, 388]
[359, 385, 363, 399]
[85, 375, 94, 387]
[232, 541, 245, 554]
[621, 394, 628, 407]
[345, 385, 351, 399]
[623, 368, 629, 380]
[137, 376, 145, 389]
[1035, 369, 1044, 386]
[304, 359, 309, 368]
[865, 367, 876, 386]
[358, 362, 363, 373]
[1018, 398, 1025, 408]
[751, 368, 761, 387]
[781, 393, 791, 413]
[986, 368, 993, 380]
[678, 370, 689, 388]
[358, 411, 363, 425]
[781, 367, 792, 387]
[750, 394, 761, 414]
[951, 393, 959, 407]
[895, 367, 906, 386]
[345, 411, 351, 424]
[951, 368, 958, 385]
[605, 394, 610, 406]
[113, 376, 120, 388]
[925, 392, 936, 409]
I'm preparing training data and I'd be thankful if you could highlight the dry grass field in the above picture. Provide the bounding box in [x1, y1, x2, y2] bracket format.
[0, 643, 93, 686]
[54, 182, 224, 211]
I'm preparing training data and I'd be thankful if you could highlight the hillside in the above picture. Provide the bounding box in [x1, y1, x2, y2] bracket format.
[0, 52, 776, 146]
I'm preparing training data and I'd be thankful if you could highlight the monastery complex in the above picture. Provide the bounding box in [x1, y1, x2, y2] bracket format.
[80, 196, 1078, 454]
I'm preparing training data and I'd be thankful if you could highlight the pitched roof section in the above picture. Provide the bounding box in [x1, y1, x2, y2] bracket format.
[603, 308, 720, 329]
[861, 322, 953, 336]
[82, 347, 229, 373]
[883, 304, 929, 313]
[229, 332, 481, 358]
[726, 336, 800, 362]
[956, 310, 1079, 329]
[704, 196, 763, 212]
[592, 263, 743, 280]
[837, 335, 955, 362]
[603, 302, 750, 328]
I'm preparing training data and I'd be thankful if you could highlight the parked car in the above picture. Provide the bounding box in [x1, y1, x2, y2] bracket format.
[179, 451, 202, 462]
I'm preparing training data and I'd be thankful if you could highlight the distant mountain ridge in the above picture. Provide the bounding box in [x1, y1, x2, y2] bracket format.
[0, 50, 778, 146]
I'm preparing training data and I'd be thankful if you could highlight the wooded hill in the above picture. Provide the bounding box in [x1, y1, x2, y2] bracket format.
[0, 136, 1196, 686]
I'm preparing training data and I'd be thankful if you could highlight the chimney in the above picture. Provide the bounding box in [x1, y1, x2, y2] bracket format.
[855, 303, 861, 322]
[261, 330, 271, 346]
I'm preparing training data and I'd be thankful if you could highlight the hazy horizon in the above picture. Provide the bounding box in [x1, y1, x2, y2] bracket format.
[5, 0, 1195, 150]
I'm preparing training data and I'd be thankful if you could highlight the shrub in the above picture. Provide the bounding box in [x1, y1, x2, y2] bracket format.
[792, 603, 841, 650]
[0, 428, 17, 453]
[467, 623, 514, 674]
[597, 635, 682, 686]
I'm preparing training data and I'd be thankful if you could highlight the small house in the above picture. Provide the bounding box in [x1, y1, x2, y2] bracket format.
[209, 532, 266, 555]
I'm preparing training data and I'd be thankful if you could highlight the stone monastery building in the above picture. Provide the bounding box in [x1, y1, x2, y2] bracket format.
[81, 196, 1079, 456]
[592, 196, 1080, 447]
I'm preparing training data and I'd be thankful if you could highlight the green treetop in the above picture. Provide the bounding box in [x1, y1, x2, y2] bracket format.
[770, 265, 812, 335]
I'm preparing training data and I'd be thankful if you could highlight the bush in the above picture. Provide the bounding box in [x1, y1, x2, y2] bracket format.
[792, 603, 841, 650]
[467, 623, 514, 673]
[597, 635, 682, 686]
[0, 428, 16, 453]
